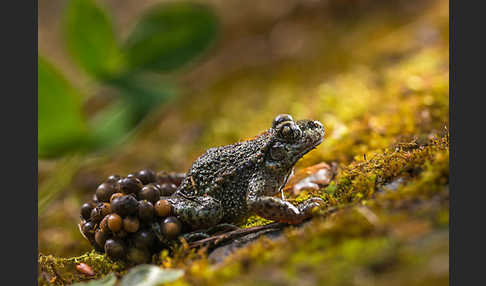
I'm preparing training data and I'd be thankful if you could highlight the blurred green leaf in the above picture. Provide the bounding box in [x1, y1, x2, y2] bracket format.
[88, 99, 137, 150]
[38, 56, 88, 158]
[123, 2, 218, 72]
[89, 75, 176, 151]
[71, 273, 117, 286]
[64, 0, 123, 79]
[82, 73, 175, 152]
[38, 155, 83, 214]
[108, 74, 177, 121]
[120, 265, 184, 286]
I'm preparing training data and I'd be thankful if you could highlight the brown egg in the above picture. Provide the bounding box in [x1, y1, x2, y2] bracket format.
[111, 195, 138, 217]
[95, 229, 109, 247]
[132, 230, 155, 250]
[168, 173, 185, 186]
[138, 200, 155, 223]
[123, 216, 140, 233]
[138, 184, 160, 204]
[155, 200, 172, 217]
[110, 192, 124, 203]
[137, 169, 157, 185]
[161, 216, 182, 239]
[106, 174, 121, 184]
[100, 203, 112, 217]
[114, 229, 128, 239]
[119, 177, 143, 195]
[157, 183, 178, 196]
[104, 239, 126, 261]
[127, 247, 151, 264]
[90, 204, 104, 223]
[80, 202, 94, 220]
[99, 215, 110, 233]
[81, 221, 96, 241]
[96, 183, 119, 203]
[107, 214, 123, 232]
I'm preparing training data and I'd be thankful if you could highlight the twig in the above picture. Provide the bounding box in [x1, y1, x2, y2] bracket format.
[187, 203, 347, 249]
[189, 222, 286, 248]
[49, 261, 68, 285]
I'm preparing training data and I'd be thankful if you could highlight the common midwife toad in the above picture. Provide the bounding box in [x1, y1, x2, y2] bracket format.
[168, 114, 325, 229]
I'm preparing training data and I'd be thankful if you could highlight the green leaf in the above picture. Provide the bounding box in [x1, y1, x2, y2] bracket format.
[38, 155, 83, 214]
[38, 56, 88, 157]
[71, 273, 117, 286]
[108, 73, 176, 121]
[120, 265, 184, 286]
[87, 75, 175, 151]
[88, 99, 137, 150]
[123, 2, 218, 72]
[64, 0, 123, 79]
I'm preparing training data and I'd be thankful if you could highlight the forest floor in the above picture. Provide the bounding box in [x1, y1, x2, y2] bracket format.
[38, 0, 449, 285]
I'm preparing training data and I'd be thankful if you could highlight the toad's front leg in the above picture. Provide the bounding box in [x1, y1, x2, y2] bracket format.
[246, 180, 323, 224]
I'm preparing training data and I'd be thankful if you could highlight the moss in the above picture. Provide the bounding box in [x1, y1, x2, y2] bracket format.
[172, 135, 448, 286]
[241, 216, 274, 228]
[38, 250, 126, 286]
[325, 136, 448, 204]
[38, 135, 449, 285]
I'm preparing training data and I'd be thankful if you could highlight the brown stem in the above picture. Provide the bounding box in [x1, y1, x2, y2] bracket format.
[49, 261, 68, 285]
[188, 222, 286, 248]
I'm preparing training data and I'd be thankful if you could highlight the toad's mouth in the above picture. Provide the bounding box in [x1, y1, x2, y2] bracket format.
[296, 120, 325, 157]
[298, 136, 324, 157]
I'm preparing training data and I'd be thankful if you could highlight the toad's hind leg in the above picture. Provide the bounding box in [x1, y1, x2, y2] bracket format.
[168, 196, 224, 230]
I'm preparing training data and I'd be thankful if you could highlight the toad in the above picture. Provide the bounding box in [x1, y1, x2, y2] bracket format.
[167, 114, 325, 231]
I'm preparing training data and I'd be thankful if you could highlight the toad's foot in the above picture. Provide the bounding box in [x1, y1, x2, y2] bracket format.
[181, 223, 240, 243]
[249, 196, 324, 225]
[181, 232, 210, 243]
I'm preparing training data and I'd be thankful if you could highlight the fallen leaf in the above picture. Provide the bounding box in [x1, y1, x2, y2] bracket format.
[71, 273, 116, 286]
[120, 265, 184, 286]
[76, 263, 95, 276]
[285, 162, 337, 194]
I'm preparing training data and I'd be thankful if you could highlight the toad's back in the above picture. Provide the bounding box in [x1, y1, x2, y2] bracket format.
[174, 132, 271, 222]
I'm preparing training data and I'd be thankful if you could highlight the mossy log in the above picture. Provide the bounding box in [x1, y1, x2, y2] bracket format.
[39, 135, 448, 286]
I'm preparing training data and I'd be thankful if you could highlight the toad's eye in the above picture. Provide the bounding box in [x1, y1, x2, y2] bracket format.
[279, 122, 302, 141]
[273, 114, 293, 128]
[280, 125, 292, 138]
[270, 145, 286, 161]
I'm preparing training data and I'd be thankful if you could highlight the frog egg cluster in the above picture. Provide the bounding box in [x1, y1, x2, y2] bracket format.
[78, 169, 185, 263]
